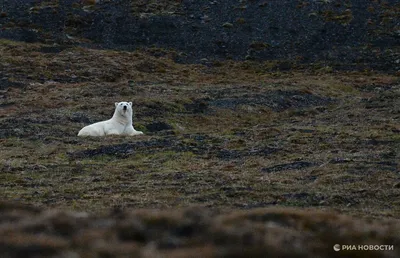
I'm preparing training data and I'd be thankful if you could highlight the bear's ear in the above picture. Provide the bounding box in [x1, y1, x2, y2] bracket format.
[115, 102, 118, 107]
[129, 102, 132, 106]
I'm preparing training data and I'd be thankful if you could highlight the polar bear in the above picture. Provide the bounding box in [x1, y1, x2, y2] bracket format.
[78, 102, 144, 136]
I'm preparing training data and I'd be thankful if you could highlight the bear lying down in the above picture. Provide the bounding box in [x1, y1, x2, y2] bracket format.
[78, 102, 144, 136]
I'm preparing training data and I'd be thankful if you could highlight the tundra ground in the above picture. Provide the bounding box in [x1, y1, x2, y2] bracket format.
[0, 39, 399, 257]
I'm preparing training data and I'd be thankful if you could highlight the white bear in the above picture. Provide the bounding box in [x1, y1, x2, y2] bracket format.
[78, 102, 144, 136]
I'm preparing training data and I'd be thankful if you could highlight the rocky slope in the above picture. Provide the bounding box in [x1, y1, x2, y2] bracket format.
[1, 0, 399, 69]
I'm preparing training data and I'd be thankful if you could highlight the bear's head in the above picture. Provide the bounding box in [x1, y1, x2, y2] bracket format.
[114, 101, 133, 118]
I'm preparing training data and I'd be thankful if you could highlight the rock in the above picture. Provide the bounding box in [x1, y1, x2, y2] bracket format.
[145, 121, 173, 132]
[222, 22, 233, 28]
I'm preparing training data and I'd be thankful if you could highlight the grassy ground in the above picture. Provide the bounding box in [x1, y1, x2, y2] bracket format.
[1, 39, 400, 257]
[1, 39, 399, 218]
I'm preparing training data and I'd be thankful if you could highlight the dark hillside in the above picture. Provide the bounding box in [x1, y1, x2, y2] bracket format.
[1, 0, 399, 69]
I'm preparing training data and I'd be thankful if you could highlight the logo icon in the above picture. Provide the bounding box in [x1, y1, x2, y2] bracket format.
[333, 244, 341, 251]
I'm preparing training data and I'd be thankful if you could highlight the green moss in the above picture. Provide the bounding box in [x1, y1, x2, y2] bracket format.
[0, 39, 23, 46]
[134, 123, 147, 133]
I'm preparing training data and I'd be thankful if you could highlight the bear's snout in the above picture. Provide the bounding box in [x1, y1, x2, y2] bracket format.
[123, 105, 127, 110]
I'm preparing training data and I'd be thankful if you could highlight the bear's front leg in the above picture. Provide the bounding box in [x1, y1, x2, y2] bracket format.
[126, 126, 143, 136]
[131, 130, 144, 136]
